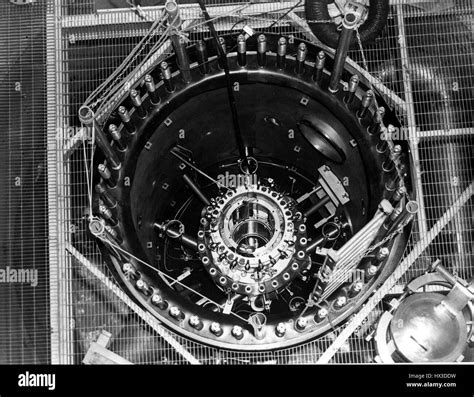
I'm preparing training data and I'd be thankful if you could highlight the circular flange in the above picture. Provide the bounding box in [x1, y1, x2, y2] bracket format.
[89, 33, 414, 351]
[198, 183, 308, 296]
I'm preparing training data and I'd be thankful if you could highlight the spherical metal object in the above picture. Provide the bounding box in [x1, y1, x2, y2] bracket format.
[390, 293, 467, 363]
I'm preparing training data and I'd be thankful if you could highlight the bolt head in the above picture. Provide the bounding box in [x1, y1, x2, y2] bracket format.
[152, 294, 162, 304]
[318, 308, 328, 319]
[170, 307, 181, 317]
[296, 317, 308, 329]
[276, 322, 286, 336]
[336, 296, 347, 307]
[368, 265, 378, 276]
[189, 315, 200, 326]
[210, 322, 222, 333]
[232, 325, 243, 337]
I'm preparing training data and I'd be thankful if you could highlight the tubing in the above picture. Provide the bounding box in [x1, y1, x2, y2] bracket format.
[305, 0, 390, 49]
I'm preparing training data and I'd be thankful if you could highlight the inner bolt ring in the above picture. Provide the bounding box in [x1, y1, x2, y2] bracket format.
[198, 184, 309, 296]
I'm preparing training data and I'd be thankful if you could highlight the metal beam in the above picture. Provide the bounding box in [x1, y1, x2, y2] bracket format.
[61, 1, 300, 28]
[65, 243, 201, 365]
[47, 0, 74, 365]
[396, 4, 429, 238]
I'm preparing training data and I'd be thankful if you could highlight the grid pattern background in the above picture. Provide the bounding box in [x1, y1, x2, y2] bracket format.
[0, 0, 472, 364]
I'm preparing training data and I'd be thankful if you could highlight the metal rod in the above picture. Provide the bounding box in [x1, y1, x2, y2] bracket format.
[295, 42, 307, 75]
[144, 74, 160, 105]
[312, 51, 326, 85]
[304, 195, 331, 218]
[118, 106, 136, 135]
[183, 174, 210, 206]
[99, 203, 118, 226]
[94, 123, 121, 170]
[160, 61, 175, 92]
[277, 37, 287, 69]
[171, 35, 192, 83]
[79, 107, 121, 170]
[257, 34, 267, 67]
[345, 75, 359, 104]
[109, 124, 127, 152]
[237, 34, 247, 67]
[154, 222, 198, 250]
[197, 0, 252, 171]
[98, 163, 117, 188]
[130, 89, 147, 118]
[196, 40, 210, 74]
[369, 107, 385, 135]
[358, 90, 374, 118]
[95, 183, 117, 208]
[217, 36, 226, 69]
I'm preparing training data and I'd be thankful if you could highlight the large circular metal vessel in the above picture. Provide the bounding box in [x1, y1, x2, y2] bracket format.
[84, 33, 414, 350]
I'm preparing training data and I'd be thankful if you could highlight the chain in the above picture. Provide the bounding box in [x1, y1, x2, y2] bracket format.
[352, 227, 402, 265]
[306, 19, 335, 24]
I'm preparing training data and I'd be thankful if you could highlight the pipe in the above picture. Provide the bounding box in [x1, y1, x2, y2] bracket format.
[196, 41, 209, 74]
[95, 183, 117, 208]
[312, 51, 326, 85]
[237, 34, 246, 67]
[329, 11, 360, 93]
[160, 61, 175, 92]
[118, 106, 135, 135]
[345, 75, 359, 104]
[296, 42, 307, 75]
[79, 107, 121, 170]
[304, 195, 331, 218]
[376, 60, 455, 131]
[171, 36, 192, 83]
[257, 34, 267, 67]
[277, 37, 287, 69]
[109, 124, 127, 152]
[130, 89, 146, 118]
[144, 74, 160, 105]
[153, 222, 198, 251]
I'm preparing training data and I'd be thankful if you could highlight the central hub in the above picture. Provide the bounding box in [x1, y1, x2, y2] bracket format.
[198, 183, 310, 296]
[221, 191, 284, 257]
